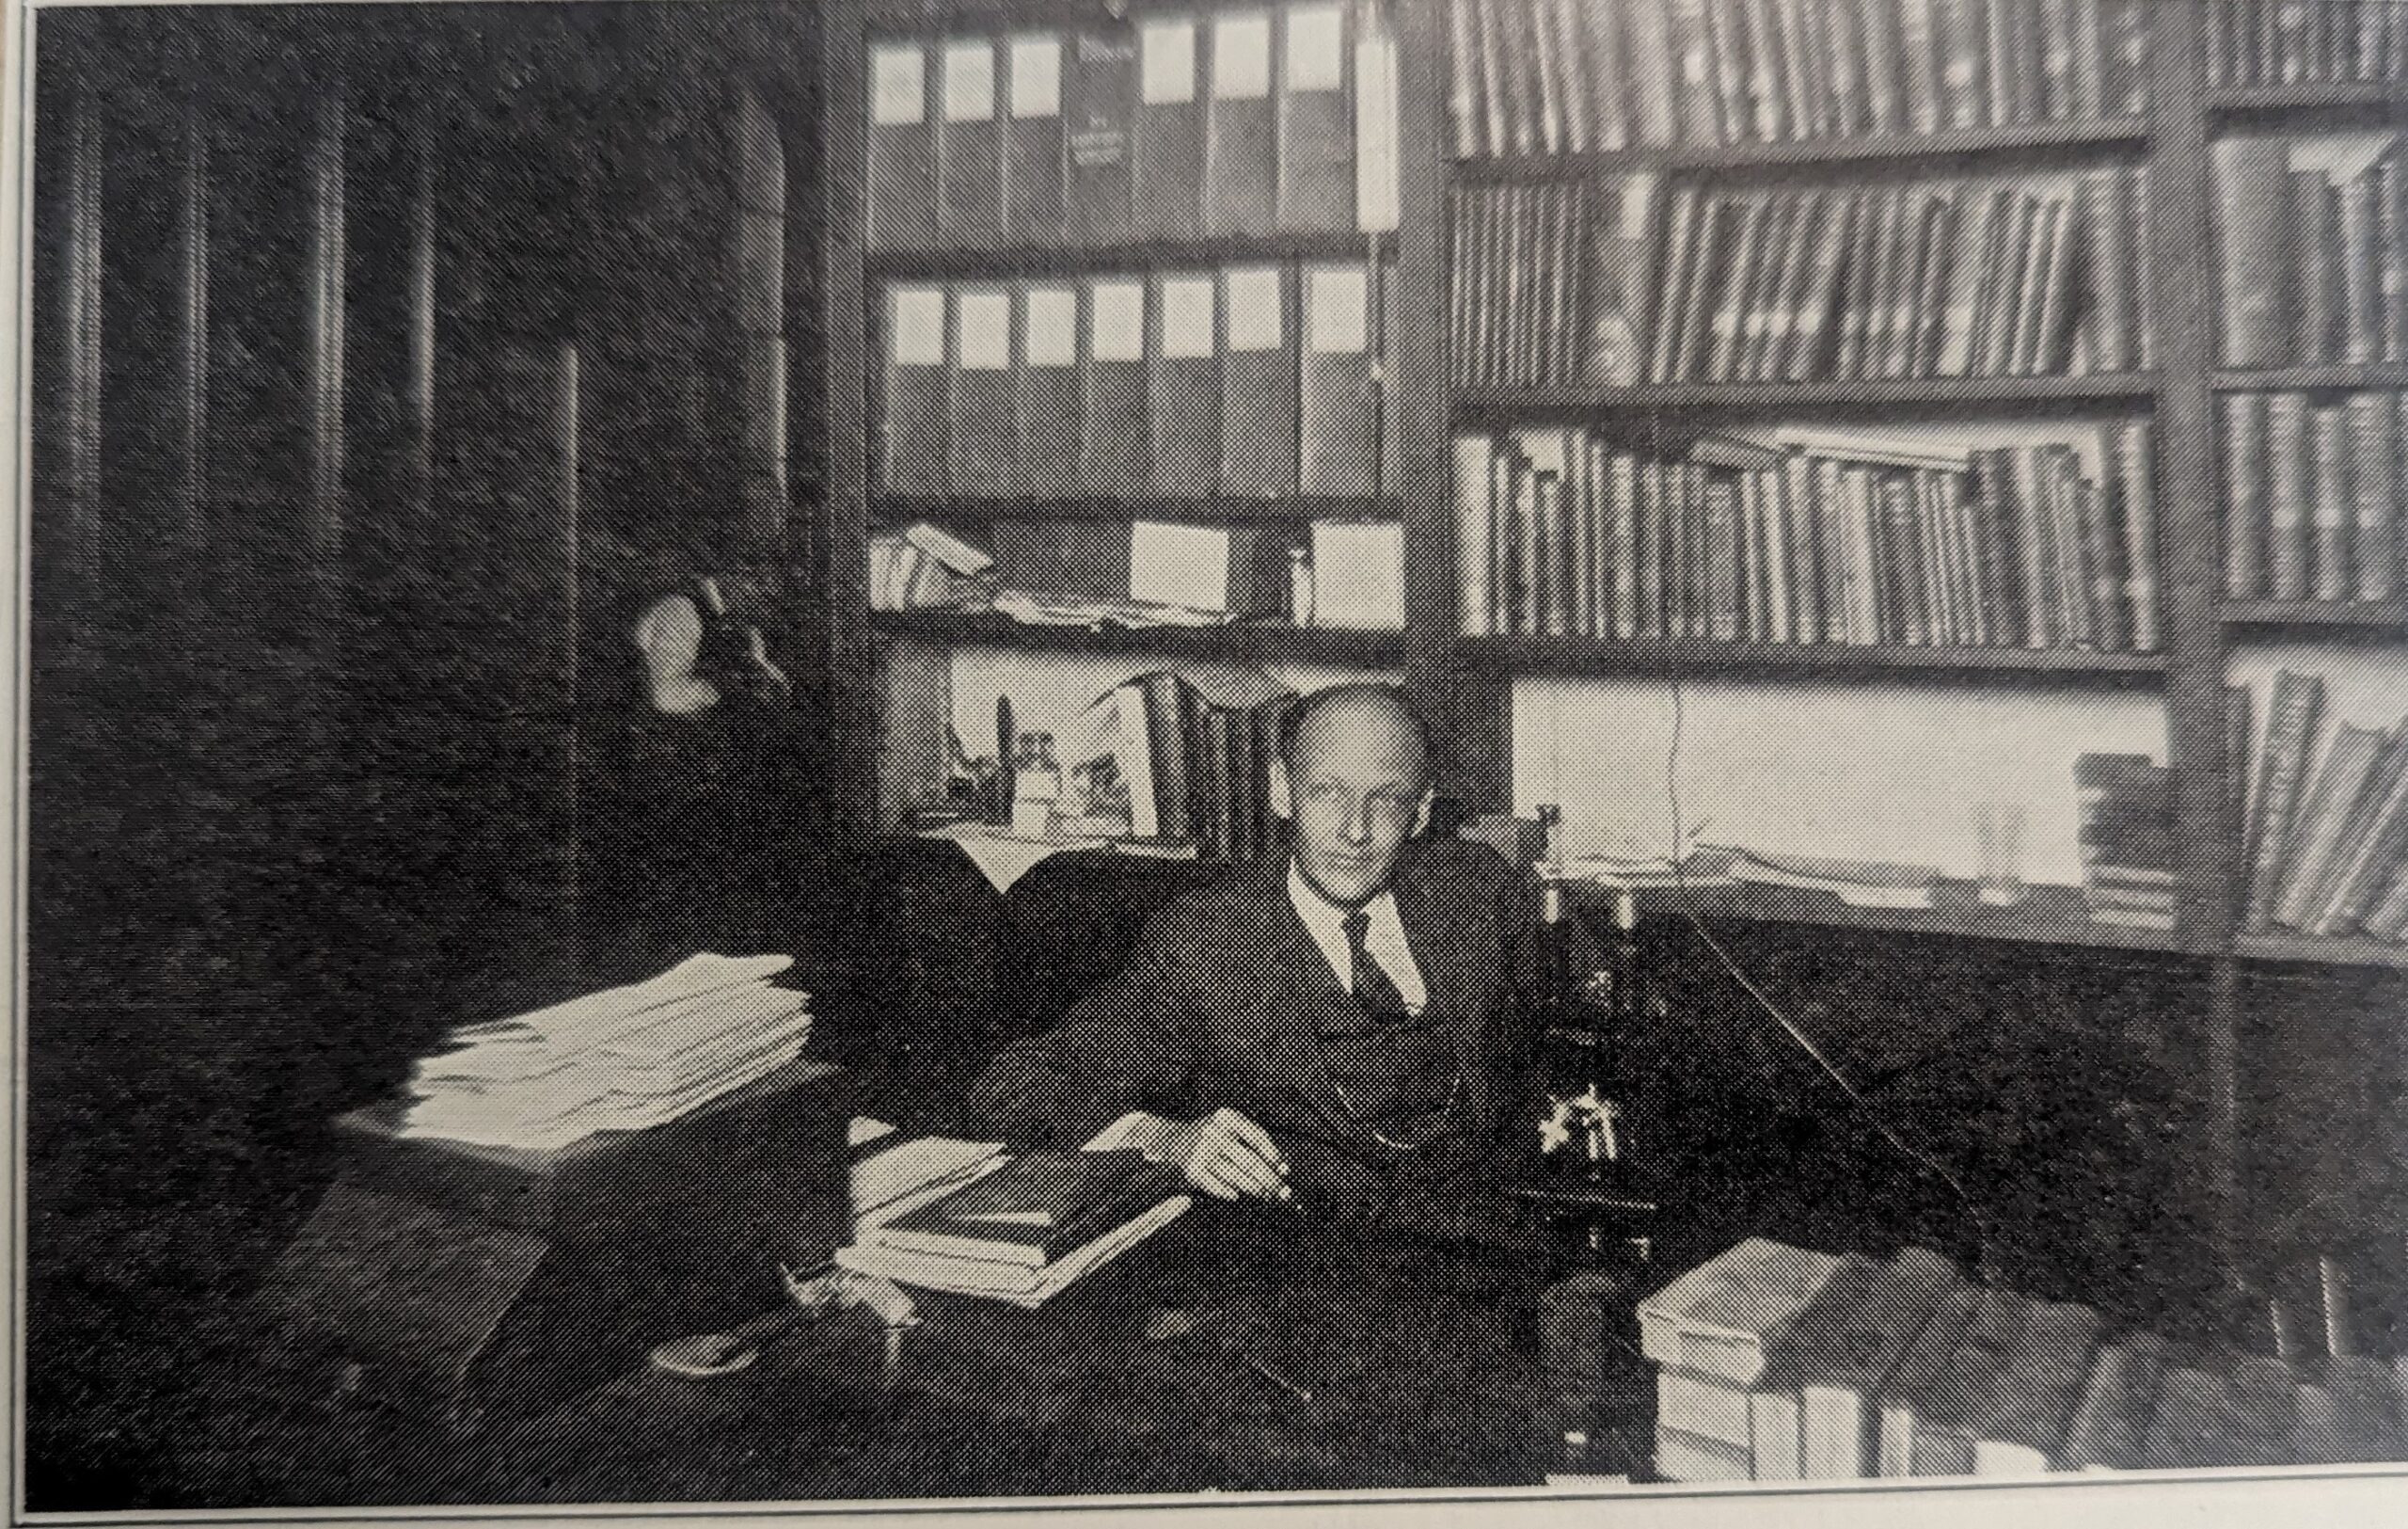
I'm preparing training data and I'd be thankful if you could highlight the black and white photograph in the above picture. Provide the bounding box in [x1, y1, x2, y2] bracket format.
[10, 0, 2408, 1521]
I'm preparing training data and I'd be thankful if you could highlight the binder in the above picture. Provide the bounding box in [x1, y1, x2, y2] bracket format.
[1150, 271, 1222, 498]
[1080, 276, 1149, 498]
[937, 38, 1003, 248]
[1066, 25, 1138, 244]
[1205, 8, 1278, 236]
[1300, 263, 1379, 495]
[1277, 1, 1353, 232]
[1004, 33, 1067, 245]
[1135, 16, 1205, 241]
[1219, 263, 1297, 498]
[880, 285, 949, 496]
[1354, 2, 1399, 231]
[946, 286, 1014, 493]
[1014, 282, 1081, 498]
[867, 40, 935, 251]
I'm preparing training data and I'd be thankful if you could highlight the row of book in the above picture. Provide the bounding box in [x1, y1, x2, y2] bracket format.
[1448, 181, 1614, 388]
[1062, 672, 1299, 864]
[1642, 1237, 2407, 1481]
[2240, 672, 2408, 943]
[2209, 0, 2408, 87]
[1451, 422, 2161, 652]
[2220, 390, 2404, 605]
[1443, 0, 2151, 158]
[2214, 135, 2407, 369]
[2076, 753, 2177, 930]
[879, 263, 1387, 502]
[864, 4, 1396, 252]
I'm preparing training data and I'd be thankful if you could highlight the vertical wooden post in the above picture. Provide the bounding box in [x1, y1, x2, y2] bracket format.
[820, 0, 875, 826]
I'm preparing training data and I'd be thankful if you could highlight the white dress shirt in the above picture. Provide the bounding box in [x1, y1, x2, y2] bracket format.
[1287, 860, 1428, 1014]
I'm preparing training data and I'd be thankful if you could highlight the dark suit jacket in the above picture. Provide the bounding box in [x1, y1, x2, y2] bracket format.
[961, 838, 1545, 1239]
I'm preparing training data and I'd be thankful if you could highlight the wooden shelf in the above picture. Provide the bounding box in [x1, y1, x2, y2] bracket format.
[1453, 375, 2158, 418]
[1457, 633, 2167, 684]
[1567, 876, 2198, 957]
[2223, 600, 2408, 632]
[872, 495, 1392, 526]
[2205, 82, 2408, 116]
[2234, 932, 2408, 971]
[1452, 119, 2147, 180]
[868, 608, 1405, 666]
[864, 231, 1386, 281]
[2210, 365, 2408, 392]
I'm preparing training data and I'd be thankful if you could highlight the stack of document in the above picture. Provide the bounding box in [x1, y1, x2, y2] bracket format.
[400, 953, 814, 1152]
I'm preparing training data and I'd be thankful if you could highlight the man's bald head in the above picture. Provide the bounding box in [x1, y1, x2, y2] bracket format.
[1276, 683, 1432, 786]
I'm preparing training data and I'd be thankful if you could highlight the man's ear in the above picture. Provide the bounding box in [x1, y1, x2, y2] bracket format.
[1412, 788, 1433, 838]
[1269, 756, 1294, 820]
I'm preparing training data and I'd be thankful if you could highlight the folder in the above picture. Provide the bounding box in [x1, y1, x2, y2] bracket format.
[1135, 16, 1205, 241]
[866, 40, 935, 251]
[937, 38, 1002, 248]
[1065, 25, 1138, 244]
[1353, 1, 1398, 232]
[946, 285, 1013, 493]
[1149, 271, 1221, 498]
[1205, 8, 1277, 237]
[1013, 282, 1080, 498]
[1277, 1, 1352, 232]
[1299, 263, 1378, 495]
[1080, 276, 1149, 497]
[880, 285, 949, 496]
[1003, 33, 1066, 245]
[1219, 263, 1297, 499]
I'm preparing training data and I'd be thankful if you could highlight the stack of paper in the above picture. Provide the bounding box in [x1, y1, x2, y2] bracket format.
[400, 953, 813, 1152]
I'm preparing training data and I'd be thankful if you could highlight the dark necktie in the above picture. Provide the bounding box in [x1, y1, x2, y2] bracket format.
[1342, 909, 1411, 1025]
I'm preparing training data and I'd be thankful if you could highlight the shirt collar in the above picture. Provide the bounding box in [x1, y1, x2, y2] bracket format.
[1287, 859, 1400, 938]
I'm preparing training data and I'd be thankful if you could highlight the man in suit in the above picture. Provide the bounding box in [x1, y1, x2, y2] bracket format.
[961, 683, 1542, 1241]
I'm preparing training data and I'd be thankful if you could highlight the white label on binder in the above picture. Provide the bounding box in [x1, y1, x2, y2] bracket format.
[957, 291, 1011, 370]
[1024, 288, 1077, 366]
[1225, 266, 1283, 351]
[871, 43, 926, 126]
[1160, 277, 1217, 358]
[1009, 35, 1062, 119]
[1090, 279, 1146, 362]
[1212, 11, 1274, 100]
[942, 40, 997, 123]
[1284, 4, 1345, 92]
[1307, 266, 1370, 353]
[891, 287, 946, 366]
[1140, 19, 1198, 104]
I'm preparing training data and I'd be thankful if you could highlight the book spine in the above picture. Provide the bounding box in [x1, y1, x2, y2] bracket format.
[1067, 26, 1139, 243]
[2346, 390, 2398, 602]
[2244, 670, 2327, 932]
[2215, 138, 2296, 368]
[868, 40, 938, 252]
[937, 38, 1005, 249]
[1082, 277, 1150, 497]
[946, 285, 1015, 492]
[1219, 263, 1296, 499]
[1454, 435, 1494, 636]
[1277, 2, 1354, 232]
[882, 285, 952, 496]
[2311, 403, 2353, 602]
[1149, 271, 1223, 498]
[2222, 391, 2270, 600]
[1302, 263, 1380, 496]
[2266, 391, 2314, 600]
[1205, 8, 1278, 237]
[1135, 16, 1206, 241]
[1004, 33, 1068, 246]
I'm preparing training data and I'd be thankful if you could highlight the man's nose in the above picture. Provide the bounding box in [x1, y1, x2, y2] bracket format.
[1342, 800, 1370, 843]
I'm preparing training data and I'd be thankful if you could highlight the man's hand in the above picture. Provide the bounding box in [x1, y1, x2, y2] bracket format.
[1124, 1107, 1292, 1202]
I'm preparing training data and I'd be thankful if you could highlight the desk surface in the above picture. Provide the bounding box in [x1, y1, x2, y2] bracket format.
[473, 1204, 1597, 1501]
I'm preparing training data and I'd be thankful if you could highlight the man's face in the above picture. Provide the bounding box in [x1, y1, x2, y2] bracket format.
[1279, 695, 1430, 908]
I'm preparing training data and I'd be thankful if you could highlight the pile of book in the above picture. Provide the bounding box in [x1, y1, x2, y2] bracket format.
[864, 6, 1396, 252]
[400, 954, 814, 1153]
[2209, 0, 2408, 87]
[1452, 422, 2159, 652]
[835, 1149, 1193, 1308]
[1444, 0, 2151, 156]
[879, 263, 1386, 502]
[2239, 672, 2408, 944]
[2076, 753, 2177, 931]
[1642, 1236, 2408, 1481]
[868, 522, 995, 613]
[1061, 672, 1297, 863]
[2220, 390, 2403, 606]
[2214, 135, 2404, 369]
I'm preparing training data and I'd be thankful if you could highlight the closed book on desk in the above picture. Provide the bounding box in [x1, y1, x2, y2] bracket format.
[1795, 1247, 1965, 1479]
[839, 1191, 1192, 1306]
[1014, 282, 1081, 497]
[1747, 1253, 1882, 1481]
[2059, 1330, 2174, 1472]
[1066, 25, 1138, 243]
[1149, 271, 1222, 499]
[937, 38, 1003, 248]
[1206, 8, 1277, 237]
[1875, 1282, 1981, 1475]
[1135, 15, 1203, 241]
[1971, 1298, 2105, 1475]
[1278, 1, 1352, 232]
[1906, 1285, 2028, 1476]
[1003, 33, 1067, 244]
[1081, 277, 1149, 497]
[1221, 263, 1296, 498]
[946, 286, 1014, 492]
[1301, 263, 1378, 494]
[871, 1149, 1186, 1268]
[1638, 1236, 1846, 1387]
[867, 40, 936, 251]
[2292, 1355, 2404, 1464]
[881, 285, 950, 496]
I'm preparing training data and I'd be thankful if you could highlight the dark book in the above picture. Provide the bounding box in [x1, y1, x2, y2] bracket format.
[2346, 391, 2397, 602]
[2342, 162, 2383, 363]
[1648, 182, 1705, 383]
[945, 285, 1015, 494]
[1790, 189, 1857, 382]
[1877, 1282, 1984, 1475]
[1149, 271, 1221, 499]
[2275, 723, 2391, 931]
[1909, 1285, 2030, 1476]
[1012, 282, 1081, 498]
[2213, 136, 2294, 368]
[2296, 169, 2344, 364]
[1003, 33, 1067, 245]
[1205, 7, 1277, 237]
[1970, 1298, 2105, 1474]
[880, 284, 950, 496]
[2242, 670, 2328, 932]
[2265, 390, 2314, 600]
[1080, 276, 1149, 497]
[936, 38, 1004, 249]
[874, 1149, 1186, 1268]
[1138, 669, 1202, 843]
[2314, 728, 2408, 935]
[867, 39, 937, 252]
[2380, 149, 2406, 363]
[2060, 1331, 2174, 1472]
[1219, 263, 1297, 499]
[1196, 704, 1232, 861]
[1134, 14, 1204, 242]
[1065, 24, 1139, 244]
[2222, 392, 2271, 599]
[2311, 401, 2353, 602]
[2115, 420, 2161, 651]
[1301, 263, 1380, 495]
[1278, 1, 1353, 231]
[2141, 1365, 2248, 1470]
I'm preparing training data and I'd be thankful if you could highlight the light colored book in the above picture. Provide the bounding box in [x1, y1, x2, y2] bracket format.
[1638, 1237, 1847, 1387]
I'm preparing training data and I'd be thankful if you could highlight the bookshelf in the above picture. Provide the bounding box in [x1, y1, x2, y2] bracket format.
[824, 0, 2407, 1320]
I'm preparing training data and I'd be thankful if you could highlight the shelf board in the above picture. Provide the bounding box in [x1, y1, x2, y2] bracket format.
[1453, 375, 2158, 417]
[2205, 82, 2408, 115]
[864, 231, 1386, 281]
[1453, 119, 2147, 179]
[1458, 633, 2167, 683]
[2210, 365, 2408, 392]
[2223, 600, 2408, 632]
[872, 495, 1393, 526]
[2234, 932, 2408, 971]
[1568, 876, 2198, 957]
[868, 608, 1405, 665]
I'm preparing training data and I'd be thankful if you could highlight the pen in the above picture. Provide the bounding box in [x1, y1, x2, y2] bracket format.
[1242, 1350, 1312, 1403]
